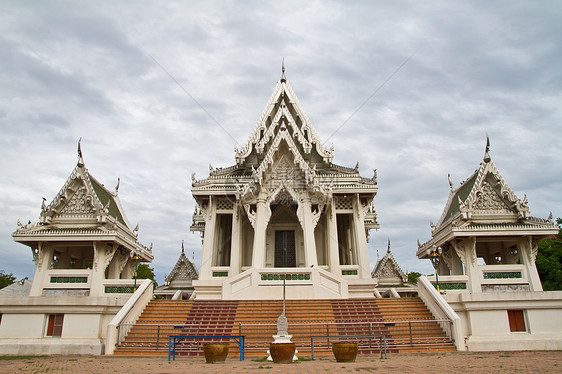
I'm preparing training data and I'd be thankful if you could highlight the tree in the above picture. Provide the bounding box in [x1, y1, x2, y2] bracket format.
[536, 218, 562, 291]
[0, 270, 17, 289]
[407, 271, 422, 284]
[136, 263, 157, 286]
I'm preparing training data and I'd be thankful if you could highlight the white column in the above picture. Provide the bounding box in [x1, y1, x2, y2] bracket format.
[29, 242, 54, 296]
[91, 241, 110, 296]
[353, 194, 371, 279]
[229, 207, 241, 276]
[301, 197, 318, 267]
[200, 197, 217, 280]
[518, 237, 543, 292]
[251, 198, 268, 268]
[462, 237, 481, 293]
[107, 244, 120, 279]
[327, 201, 341, 275]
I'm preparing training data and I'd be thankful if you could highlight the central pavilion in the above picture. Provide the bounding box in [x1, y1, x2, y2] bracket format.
[190, 67, 379, 300]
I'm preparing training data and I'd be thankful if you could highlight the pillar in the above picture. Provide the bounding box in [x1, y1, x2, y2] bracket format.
[301, 197, 318, 267]
[29, 242, 54, 296]
[229, 206, 241, 276]
[353, 194, 371, 279]
[90, 241, 109, 296]
[518, 237, 543, 291]
[327, 200, 341, 275]
[251, 197, 268, 268]
[200, 197, 217, 280]
[462, 237, 481, 293]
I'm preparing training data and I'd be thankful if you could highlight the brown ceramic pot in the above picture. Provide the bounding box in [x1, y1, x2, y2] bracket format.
[203, 343, 229, 363]
[269, 342, 295, 364]
[331, 342, 358, 362]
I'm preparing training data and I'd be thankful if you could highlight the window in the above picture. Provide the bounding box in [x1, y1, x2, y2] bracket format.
[46, 314, 64, 337]
[508, 310, 526, 332]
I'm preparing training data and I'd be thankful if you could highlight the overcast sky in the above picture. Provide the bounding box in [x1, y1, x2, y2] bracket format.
[1, 1, 561, 283]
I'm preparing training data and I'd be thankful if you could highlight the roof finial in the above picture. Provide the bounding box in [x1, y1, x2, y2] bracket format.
[281, 58, 286, 82]
[113, 177, 120, 195]
[181, 240, 185, 254]
[77, 138, 84, 166]
[387, 238, 391, 253]
[483, 133, 491, 163]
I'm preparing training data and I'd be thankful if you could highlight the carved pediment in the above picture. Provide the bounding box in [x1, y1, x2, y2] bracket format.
[59, 185, 96, 215]
[473, 179, 512, 212]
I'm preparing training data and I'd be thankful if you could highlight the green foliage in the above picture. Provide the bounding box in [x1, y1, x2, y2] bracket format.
[407, 271, 422, 284]
[536, 218, 562, 291]
[136, 263, 157, 286]
[0, 270, 16, 289]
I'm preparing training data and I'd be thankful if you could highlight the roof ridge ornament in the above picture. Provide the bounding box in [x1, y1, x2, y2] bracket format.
[77, 138, 84, 167]
[483, 134, 491, 163]
[113, 177, 120, 195]
[281, 58, 286, 82]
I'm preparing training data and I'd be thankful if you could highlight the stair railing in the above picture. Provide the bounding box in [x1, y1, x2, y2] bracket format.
[417, 276, 466, 351]
[105, 279, 153, 355]
[238, 319, 454, 352]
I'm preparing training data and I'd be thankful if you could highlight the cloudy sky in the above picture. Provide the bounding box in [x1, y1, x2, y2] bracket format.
[1, 1, 561, 283]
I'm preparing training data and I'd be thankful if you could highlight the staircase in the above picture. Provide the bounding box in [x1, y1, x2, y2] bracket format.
[113, 297, 455, 357]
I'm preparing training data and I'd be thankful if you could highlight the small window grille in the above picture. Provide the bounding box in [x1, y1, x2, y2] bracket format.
[335, 196, 353, 210]
[216, 198, 234, 210]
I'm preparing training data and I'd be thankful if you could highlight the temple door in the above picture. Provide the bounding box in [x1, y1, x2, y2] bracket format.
[274, 230, 296, 267]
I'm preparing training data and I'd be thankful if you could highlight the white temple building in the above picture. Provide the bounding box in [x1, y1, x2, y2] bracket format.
[0, 143, 153, 355]
[416, 139, 561, 351]
[190, 66, 379, 300]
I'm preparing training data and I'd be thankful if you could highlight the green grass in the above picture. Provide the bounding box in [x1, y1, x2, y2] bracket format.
[0, 356, 48, 360]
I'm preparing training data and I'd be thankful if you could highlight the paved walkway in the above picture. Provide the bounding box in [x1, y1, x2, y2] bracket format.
[0, 351, 560, 373]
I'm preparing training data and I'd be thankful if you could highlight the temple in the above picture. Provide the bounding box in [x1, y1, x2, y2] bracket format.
[154, 241, 198, 299]
[417, 138, 560, 350]
[1, 143, 153, 354]
[190, 66, 379, 300]
[417, 137, 558, 293]
[372, 240, 416, 297]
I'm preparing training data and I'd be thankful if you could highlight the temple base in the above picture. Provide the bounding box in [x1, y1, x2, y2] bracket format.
[193, 268, 376, 300]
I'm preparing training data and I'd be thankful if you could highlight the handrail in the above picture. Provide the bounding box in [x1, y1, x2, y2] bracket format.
[417, 276, 466, 351]
[105, 279, 153, 355]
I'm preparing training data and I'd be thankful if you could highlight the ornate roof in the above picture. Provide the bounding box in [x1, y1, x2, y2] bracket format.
[417, 137, 558, 257]
[164, 242, 199, 286]
[372, 240, 407, 284]
[191, 66, 378, 203]
[12, 140, 153, 261]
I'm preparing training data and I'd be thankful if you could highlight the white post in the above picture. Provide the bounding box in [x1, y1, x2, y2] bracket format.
[29, 242, 53, 296]
[229, 206, 241, 276]
[353, 194, 370, 279]
[301, 197, 318, 267]
[251, 198, 268, 268]
[200, 197, 217, 280]
[327, 200, 341, 275]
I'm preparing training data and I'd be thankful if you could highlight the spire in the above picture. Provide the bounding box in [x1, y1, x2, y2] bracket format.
[181, 240, 185, 254]
[387, 238, 391, 253]
[280, 58, 286, 82]
[77, 138, 84, 167]
[483, 134, 491, 163]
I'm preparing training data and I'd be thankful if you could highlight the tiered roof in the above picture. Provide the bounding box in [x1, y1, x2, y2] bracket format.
[164, 242, 199, 286]
[372, 240, 407, 284]
[191, 66, 378, 204]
